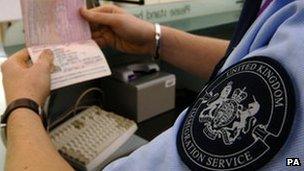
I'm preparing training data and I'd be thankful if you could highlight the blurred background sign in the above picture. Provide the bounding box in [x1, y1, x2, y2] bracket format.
[0, 0, 22, 22]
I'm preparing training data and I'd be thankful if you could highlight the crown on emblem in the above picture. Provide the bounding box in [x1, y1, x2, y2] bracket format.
[231, 87, 248, 103]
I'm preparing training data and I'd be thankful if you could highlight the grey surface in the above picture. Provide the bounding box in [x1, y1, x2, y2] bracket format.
[4, 44, 24, 56]
[100, 135, 148, 169]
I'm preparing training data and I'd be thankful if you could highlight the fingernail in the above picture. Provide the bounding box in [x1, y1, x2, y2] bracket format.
[43, 49, 53, 56]
[80, 7, 87, 13]
[50, 63, 55, 73]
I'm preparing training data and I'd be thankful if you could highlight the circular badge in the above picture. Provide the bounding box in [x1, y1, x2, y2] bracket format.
[177, 57, 295, 171]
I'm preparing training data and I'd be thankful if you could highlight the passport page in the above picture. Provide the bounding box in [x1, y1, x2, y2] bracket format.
[28, 40, 111, 90]
[21, 0, 111, 90]
[21, 0, 91, 47]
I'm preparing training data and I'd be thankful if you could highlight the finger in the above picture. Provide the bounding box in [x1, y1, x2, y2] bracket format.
[92, 31, 102, 39]
[90, 23, 108, 32]
[11, 49, 29, 61]
[0, 60, 9, 73]
[94, 38, 108, 49]
[92, 29, 115, 48]
[92, 28, 110, 39]
[10, 49, 31, 68]
[34, 49, 54, 73]
[80, 8, 117, 26]
[89, 5, 126, 14]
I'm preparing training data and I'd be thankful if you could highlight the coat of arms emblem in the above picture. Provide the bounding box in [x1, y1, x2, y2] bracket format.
[177, 58, 294, 171]
[199, 82, 260, 145]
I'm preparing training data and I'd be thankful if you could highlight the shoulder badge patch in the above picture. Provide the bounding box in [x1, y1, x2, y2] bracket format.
[177, 57, 295, 170]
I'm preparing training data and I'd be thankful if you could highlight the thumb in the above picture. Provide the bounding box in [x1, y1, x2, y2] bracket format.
[80, 8, 116, 26]
[34, 49, 54, 73]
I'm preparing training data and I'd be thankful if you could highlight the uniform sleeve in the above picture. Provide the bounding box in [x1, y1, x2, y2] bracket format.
[219, 1, 304, 170]
[106, 1, 304, 171]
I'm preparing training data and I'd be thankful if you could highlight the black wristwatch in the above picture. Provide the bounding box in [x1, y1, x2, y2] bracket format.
[1, 98, 48, 146]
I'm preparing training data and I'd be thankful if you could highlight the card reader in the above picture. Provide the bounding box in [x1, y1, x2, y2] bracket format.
[101, 62, 175, 122]
[112, 62, 160, 83]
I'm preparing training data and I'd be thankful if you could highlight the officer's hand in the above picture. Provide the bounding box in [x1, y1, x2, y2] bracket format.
[80, 5, 155, 56]
[1, 49, 54, 106]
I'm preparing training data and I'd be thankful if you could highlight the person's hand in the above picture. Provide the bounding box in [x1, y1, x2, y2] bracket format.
[80, 5, 156, 56]
[1, 49, 54, 106]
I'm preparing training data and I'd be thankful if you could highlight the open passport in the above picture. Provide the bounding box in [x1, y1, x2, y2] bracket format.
[21, 0, 111, 90]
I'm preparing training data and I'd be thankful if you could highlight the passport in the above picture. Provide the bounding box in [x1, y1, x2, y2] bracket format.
[21, 0, 111, 90]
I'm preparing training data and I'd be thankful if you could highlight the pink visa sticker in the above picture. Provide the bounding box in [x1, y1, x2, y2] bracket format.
[21, 0, 91, 47]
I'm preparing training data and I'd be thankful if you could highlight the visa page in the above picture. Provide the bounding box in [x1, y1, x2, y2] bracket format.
[21, 0, 91, 46]
[21, 0, 111, 90]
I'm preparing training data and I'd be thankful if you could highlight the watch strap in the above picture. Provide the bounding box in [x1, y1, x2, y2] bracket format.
[1, 98, 47, 147]
[1, 98, 48, 132]
[1, 98, 42, 125]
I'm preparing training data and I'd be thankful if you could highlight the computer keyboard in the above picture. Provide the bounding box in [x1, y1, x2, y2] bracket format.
[49, 106, 138, 171]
